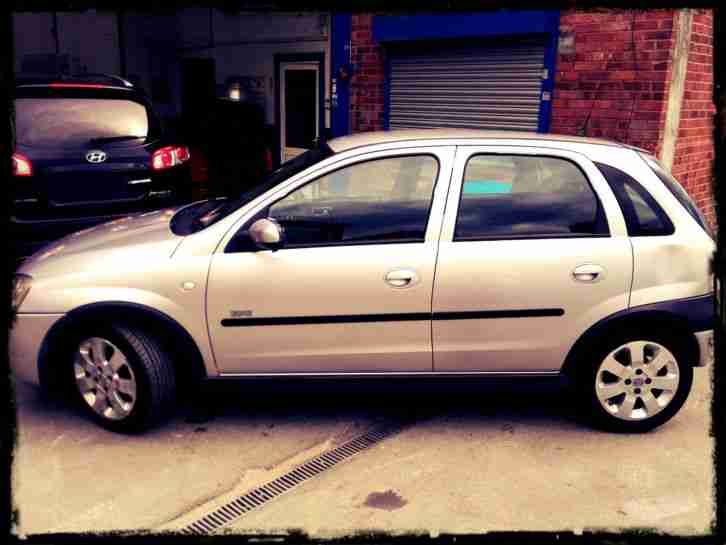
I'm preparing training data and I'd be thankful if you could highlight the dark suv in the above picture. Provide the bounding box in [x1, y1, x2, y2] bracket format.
[11, 74, 192, 261]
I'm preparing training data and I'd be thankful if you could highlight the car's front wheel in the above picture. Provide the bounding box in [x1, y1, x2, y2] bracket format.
[70, 324, 176, 432]
[577, 333, 693, 433]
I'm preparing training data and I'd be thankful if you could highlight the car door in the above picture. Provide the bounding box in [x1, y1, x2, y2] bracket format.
[207, 146, 455, 374]
[432, 146, 632, 373]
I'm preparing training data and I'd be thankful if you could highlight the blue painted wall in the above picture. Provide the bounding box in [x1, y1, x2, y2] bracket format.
[330, 14, 352, 137]
[373, 11, 559, 43]
[538, 27, 559, 133]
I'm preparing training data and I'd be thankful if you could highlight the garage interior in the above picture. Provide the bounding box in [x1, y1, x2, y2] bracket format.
[13, 10, 334, 180]
[12, 10, 562, 187]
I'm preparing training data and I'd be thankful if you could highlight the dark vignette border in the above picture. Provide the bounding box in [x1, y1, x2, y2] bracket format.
[711, 2, 725, 542]
[3, 4, 17, 544]
[3, 1, 723, 545]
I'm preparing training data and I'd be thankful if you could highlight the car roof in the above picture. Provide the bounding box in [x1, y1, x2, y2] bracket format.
[326, 129, 632, 153]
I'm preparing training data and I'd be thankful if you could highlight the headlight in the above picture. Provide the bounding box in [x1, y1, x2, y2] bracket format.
[11, 274, 32, 312]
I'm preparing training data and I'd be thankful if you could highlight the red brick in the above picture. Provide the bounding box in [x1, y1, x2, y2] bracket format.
[349, 8, 713, 227]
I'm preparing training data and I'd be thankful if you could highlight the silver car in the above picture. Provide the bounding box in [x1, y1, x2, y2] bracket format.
[10, 129, 715, 433]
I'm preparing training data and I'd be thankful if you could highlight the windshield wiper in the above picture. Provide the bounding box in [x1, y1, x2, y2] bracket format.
[88, 135, 146, 145]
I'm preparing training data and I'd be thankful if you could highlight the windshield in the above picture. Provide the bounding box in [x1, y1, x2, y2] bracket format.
[14, 97, 153, 148]
[170, 146, 334, 236]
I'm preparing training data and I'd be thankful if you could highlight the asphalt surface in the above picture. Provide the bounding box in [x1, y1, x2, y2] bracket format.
[10, 369, 714, 537]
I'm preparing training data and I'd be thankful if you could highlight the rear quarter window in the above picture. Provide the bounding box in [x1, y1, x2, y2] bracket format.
[594, 162, 674, 237]
[640, 154, 712, 237]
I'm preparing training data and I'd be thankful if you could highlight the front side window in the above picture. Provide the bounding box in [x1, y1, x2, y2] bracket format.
[173, 147, 334, 236]
[268, 155, 439, 247]
[454, 155, 608, 240]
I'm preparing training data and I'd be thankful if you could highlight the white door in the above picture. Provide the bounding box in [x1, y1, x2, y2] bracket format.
[207, 147, 456, 375]
[279, 62, 319, 164]
[432, 146, 633, 372]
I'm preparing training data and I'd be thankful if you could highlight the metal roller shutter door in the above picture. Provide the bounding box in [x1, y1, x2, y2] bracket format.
[389, 40, 546, 131]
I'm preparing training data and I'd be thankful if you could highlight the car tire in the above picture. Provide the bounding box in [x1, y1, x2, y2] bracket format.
[69, 323, 176, 433]
[575, 330, 693, 433]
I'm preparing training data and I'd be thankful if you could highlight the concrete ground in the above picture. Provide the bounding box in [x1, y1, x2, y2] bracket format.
[10, 369, 714, 538]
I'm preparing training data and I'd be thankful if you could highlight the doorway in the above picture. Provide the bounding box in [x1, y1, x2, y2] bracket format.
[275, 53, 325, 165]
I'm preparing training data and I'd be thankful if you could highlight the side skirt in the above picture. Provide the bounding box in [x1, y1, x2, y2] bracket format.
[213, 371, 562, 379]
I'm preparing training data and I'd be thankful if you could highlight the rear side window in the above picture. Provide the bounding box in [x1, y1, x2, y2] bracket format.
[641, 154, 712, 237]
[454, 155, 609, 240]
[14, 97, 152, 148]
[594, 162, 674, 236]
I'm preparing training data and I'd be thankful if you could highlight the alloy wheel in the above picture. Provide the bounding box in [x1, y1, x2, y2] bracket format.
[594, 340, 680, 422]
[73, 337, 138, 421]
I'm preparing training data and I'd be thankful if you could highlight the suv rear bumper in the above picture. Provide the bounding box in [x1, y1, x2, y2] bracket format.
[10, 213, 138, 264]
[10, 165, 193, 260]
[10, 194, 190, 262]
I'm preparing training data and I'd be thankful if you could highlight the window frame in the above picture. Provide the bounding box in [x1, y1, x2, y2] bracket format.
[450, 151, 611, 242]
[224, 147, 454, 253]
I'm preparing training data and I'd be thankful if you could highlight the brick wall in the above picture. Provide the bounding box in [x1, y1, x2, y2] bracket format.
[551, 8, 716, 225]
[670, 10, 717, 228]
[350, 14, 385, 132]
[349, 11, 716, 226]
[550, 9, 677, 154]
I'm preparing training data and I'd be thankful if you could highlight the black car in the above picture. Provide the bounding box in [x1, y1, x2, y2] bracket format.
[11, 74, 193, 261]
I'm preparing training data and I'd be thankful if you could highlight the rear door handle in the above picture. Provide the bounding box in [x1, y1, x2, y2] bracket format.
[572, 264, 605, 283]
[385, 268, 419, 288]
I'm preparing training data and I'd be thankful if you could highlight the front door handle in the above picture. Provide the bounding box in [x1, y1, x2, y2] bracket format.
[385, 268, 419, 288]
[572, 264, 605, 283]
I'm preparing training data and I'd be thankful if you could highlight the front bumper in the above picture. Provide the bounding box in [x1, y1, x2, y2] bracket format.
[9, 313, 64, 386]
[694, 330, 714, 367]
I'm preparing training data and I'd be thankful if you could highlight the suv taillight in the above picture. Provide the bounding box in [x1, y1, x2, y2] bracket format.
[12, 153, 32, 176]
[151, 146, 191, 171]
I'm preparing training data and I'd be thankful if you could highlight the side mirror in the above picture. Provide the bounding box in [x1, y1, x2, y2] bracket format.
[248, 218, 285, 251]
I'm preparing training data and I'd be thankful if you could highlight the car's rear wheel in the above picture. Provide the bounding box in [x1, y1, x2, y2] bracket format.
[577, 333, 693, 433]
[70, 324, 176, 432]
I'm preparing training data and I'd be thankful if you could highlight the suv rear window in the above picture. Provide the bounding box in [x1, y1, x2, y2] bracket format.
[14, 97, 153, 148]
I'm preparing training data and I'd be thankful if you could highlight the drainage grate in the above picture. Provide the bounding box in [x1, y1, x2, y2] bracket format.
[181, 421, 407, 535]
